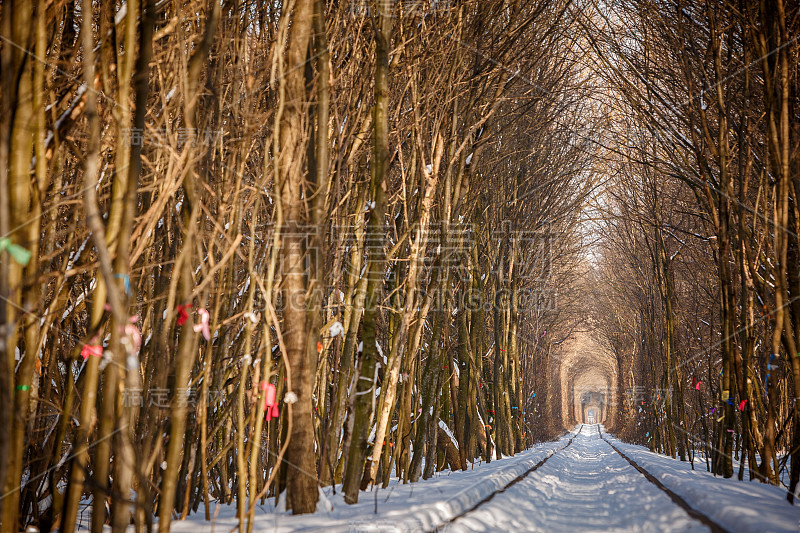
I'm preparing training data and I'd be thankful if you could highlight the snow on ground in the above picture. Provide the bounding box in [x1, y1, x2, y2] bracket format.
[128, 425, 799, 532]
[604, 429, 800, 533]
[149, 429, 576, 532]
[446, 424, 708, 532]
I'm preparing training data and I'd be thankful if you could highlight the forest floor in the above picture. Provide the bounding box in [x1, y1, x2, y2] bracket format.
[125, 425, 798, 532]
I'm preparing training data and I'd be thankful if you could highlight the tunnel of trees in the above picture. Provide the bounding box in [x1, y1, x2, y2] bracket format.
[0, 0, 798, 531]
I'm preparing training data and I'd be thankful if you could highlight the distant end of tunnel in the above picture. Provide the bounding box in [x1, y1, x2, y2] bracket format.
[552, 331, 619, 430]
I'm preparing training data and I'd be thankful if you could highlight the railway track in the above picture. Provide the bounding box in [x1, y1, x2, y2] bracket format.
[433, 426, 580, 531]
[437, 424, 732, 533]
[598, 428, 731, 533]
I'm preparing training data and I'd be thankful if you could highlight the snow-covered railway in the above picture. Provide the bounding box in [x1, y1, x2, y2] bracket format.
[443, 425, 726, 533]
[599, 428, 729, 533]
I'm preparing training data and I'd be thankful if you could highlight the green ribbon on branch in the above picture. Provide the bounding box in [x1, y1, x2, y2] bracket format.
[16, 385, 30, 392]
[0, 238, 31, 266]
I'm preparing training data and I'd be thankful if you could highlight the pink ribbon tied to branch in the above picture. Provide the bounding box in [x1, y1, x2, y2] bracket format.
[261, 381, 279, 420]
[193, 308, 211, 341]
[116, 314, 142, 354]
[81, 344, 102, 360]
[125, 324, 142, 353]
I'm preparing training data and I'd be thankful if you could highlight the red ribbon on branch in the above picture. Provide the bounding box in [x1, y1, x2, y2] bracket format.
[177, 303, 193, 326]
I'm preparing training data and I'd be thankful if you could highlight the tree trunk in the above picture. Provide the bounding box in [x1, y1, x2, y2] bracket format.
[342, 2, 392, 502]
[276, 0, 319, 514]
